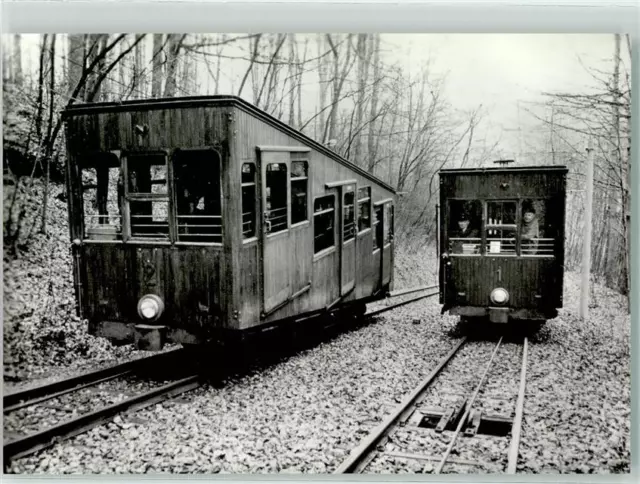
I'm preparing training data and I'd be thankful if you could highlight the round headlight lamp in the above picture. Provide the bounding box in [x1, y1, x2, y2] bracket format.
[137, 294, 164, 322]
[490, 288, 509, 305]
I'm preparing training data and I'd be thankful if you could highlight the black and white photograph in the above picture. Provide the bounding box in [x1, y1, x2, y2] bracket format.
[2, 32, 632, 474]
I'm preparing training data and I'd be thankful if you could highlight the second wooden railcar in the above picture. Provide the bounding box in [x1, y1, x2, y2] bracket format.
[438, 165, 567, 324]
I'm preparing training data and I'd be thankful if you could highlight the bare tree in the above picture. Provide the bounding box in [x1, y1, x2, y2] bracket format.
[40, 34, 57, 234]
[151, 34, 164, 97]
[325, 34, 354, 146]
[535, 35, 631, 301]
[132, 34, 145, 98]
[367, 34, 382, 169]
[238, 35, 262, 98]
[288, 35, 296, 127]
[164, 34, 186, 97]
[316, 34, 329, 141]
[67, 35, 85, 101]
[13, 34, 23, 86]
[353, 34, 372, 165]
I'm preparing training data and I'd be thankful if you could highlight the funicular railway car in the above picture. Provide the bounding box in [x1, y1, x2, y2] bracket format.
[62, 95, 395, 351]
[438, 163, 567, 324]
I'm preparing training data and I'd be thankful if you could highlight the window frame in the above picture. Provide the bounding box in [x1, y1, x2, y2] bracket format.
[445, 197, 556, 258]
[357, 187, 372, 234]
[77, 148, 228, 246]
[264, 162, 290, 237]
[518, 198, 556, 259]
[372, 205, 383, 253]
[122, 150, 171, 242]
[445, 198, 483, 257]
[342, 186, 356, 243]
[384, 203, 394, 246]
[313, 194, 336, 257]
[483, 199, 518, 257]
[290, 159, 309, 227]
[241, 162, 257, 241]
[79, 151, 123, 242]
[171, 147, 224, 246]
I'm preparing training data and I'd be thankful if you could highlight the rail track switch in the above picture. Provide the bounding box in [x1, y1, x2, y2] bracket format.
[432, 400, 466, 433]
[463, 409, 483, 436]
[134, 324, 167, 351]
[462, 410, 512, 437]
[413, 403, 512, 437]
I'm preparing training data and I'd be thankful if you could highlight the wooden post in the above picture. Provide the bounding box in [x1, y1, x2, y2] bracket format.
[580, 142, 594, 319]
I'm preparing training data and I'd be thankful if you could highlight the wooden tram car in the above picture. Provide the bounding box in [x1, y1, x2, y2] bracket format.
[62, 95, 396, 351]
[438, 164, 568, 324]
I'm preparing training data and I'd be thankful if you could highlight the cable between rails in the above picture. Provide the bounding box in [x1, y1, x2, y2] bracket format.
[432, 337, 504, 475]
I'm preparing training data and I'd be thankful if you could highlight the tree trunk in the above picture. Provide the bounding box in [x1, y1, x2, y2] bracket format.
[100, 35, 112, 101]
[255, 34, 286, 111]
[13, 34, 23, 85]
[353, 34, 370, 165]
[181, 52, 190, 95]
[297, 38, 306, 131]
[151, 34, 164, 97]
[118, 39, 127, 98]
[67, 35, 85, 102]
[133, 34, 144, 98]
[164, 34, 177, 97]
[85, 34, 105, 102]
[2, 36, 11, 81]
[288, 35, 296, 127]
[214, 36, 223, 94]
[367, 34, 381, 171]
[164, 34, 184, 97]
[40, 35, 56, 234]
[317, 34, 328, 142]
[34, 35, 47, 144]
[605, 33, 622, 289]
[326, 34, 353, 147]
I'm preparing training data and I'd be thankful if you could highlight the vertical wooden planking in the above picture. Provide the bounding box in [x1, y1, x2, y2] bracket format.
[223, 107, 238, 328]
[452, 257, 559, 308]
[356, 232, 374, 298]
[169, 246, 223, 331]
[239, 243, 260, 328]
[82, 244, 135, 323]
[147, 109, 166, 147]
[292, 225, 312, 295]
[117, 111, 132, 149]
[309, 252, 339, 310]
[341, 239, 356, 294]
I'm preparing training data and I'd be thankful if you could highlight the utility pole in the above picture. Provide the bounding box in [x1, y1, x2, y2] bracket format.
[580, 141, 595, 319]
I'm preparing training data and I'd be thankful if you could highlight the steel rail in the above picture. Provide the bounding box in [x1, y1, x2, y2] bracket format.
[3, 374, 201, 464]
[387, 284, 438, 298]
[334, 337, 467, 473]
[433, 337, 504, 474]
[4, 370, 134, 414]
[365, 291, 440, 319]
[507, 336, 529, 474]
[3, 348, 183, 411]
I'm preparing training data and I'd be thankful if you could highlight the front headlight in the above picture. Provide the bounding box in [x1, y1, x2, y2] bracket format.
[137, 294, 164, 322]
[490, 288, 509, 305]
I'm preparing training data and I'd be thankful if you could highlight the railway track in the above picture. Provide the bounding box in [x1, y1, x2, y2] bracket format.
[366, 284, 439, 318]
[3, 349, 202, 466]
[335, 336, 529, 474]
[3, 284, 439, 469]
